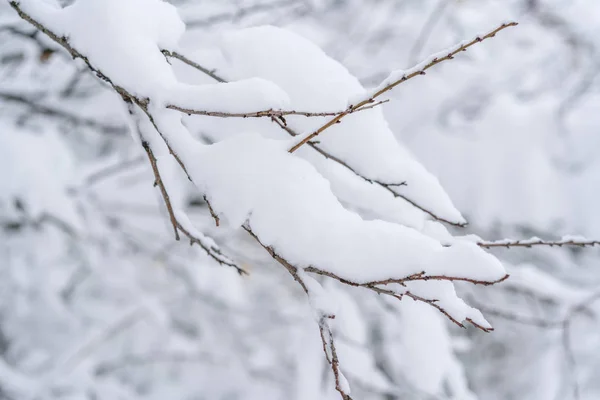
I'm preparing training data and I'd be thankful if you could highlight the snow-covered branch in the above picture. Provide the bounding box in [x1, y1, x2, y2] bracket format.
[6, 1, 525, 397]
[477, 236, 600, 249]
[129, 103, 246, 275]
[166, 102, 386, 119]
[164, 47, 468, 227]
[287, 22, 518, 153]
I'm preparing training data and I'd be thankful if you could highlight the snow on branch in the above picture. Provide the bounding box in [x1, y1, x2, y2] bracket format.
[130, 104, 246, 275]
[166, 101, 387, 119]
[164, 46, 467, 227]
[287, 21, 518, 153]
[244, 225, 351, 399]
[477, 236, 600, 249]
[8, 1, 519, 397]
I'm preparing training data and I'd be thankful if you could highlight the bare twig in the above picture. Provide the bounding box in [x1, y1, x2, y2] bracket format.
[161, 49, 226, 83]
[288, 22, 518, 153]
[477, 237, 600, 249]
[184, 0, 298, 28]
[141, 140, 180, 240]
[204, 196, 220, 227]
[165, 102, 386, 119]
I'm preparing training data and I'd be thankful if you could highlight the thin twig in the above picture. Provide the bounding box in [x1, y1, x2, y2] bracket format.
[141, 140, 180, 240]
[288, 22, 518, 153]
[165, 102, 385, 119]
[162, 49, 226, 83]
[304, 267, 509, 287]
[477, 238, 600, 249]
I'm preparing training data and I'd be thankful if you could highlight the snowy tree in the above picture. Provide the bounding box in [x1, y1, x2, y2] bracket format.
[1, 1, 599, 400]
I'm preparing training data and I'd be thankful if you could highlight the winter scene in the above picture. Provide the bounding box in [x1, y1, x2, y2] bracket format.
[1, 1, 599, 399]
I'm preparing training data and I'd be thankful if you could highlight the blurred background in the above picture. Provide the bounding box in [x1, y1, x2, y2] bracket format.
[1, 0, 600, 399]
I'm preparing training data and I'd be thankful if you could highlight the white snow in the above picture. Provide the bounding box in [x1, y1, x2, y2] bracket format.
[16, 0, 290, 111]
[6, 2, 518, 397]
[220, 26, 467, 226]
[19, 0, 507, 328]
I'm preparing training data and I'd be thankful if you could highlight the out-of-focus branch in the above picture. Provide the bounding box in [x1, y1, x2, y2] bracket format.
[184, 0, 299, 28]
[1, 211, 77, 237]
[466, 297, 562, 329]
[408, 0, 450, 64]
[80, 156, 146, 189]
[0, 24, 56, 59]
[561, 290, 600, 400]
[467, 288, 600, 400]
[94, 351, 217, 376]
[0, 91, 127, 134]
[288, 21, 518, 153]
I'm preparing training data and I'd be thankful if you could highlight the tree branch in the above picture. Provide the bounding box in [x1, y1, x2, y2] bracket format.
[165, 101, 386, 119]
[477, 237, 600, 249]
[242, 225, 352, 400]
[8, 5, 512, 397]
[287, 22, 518, 153]
[131, 105, 245, 275]
[163, 50, 466, 227]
